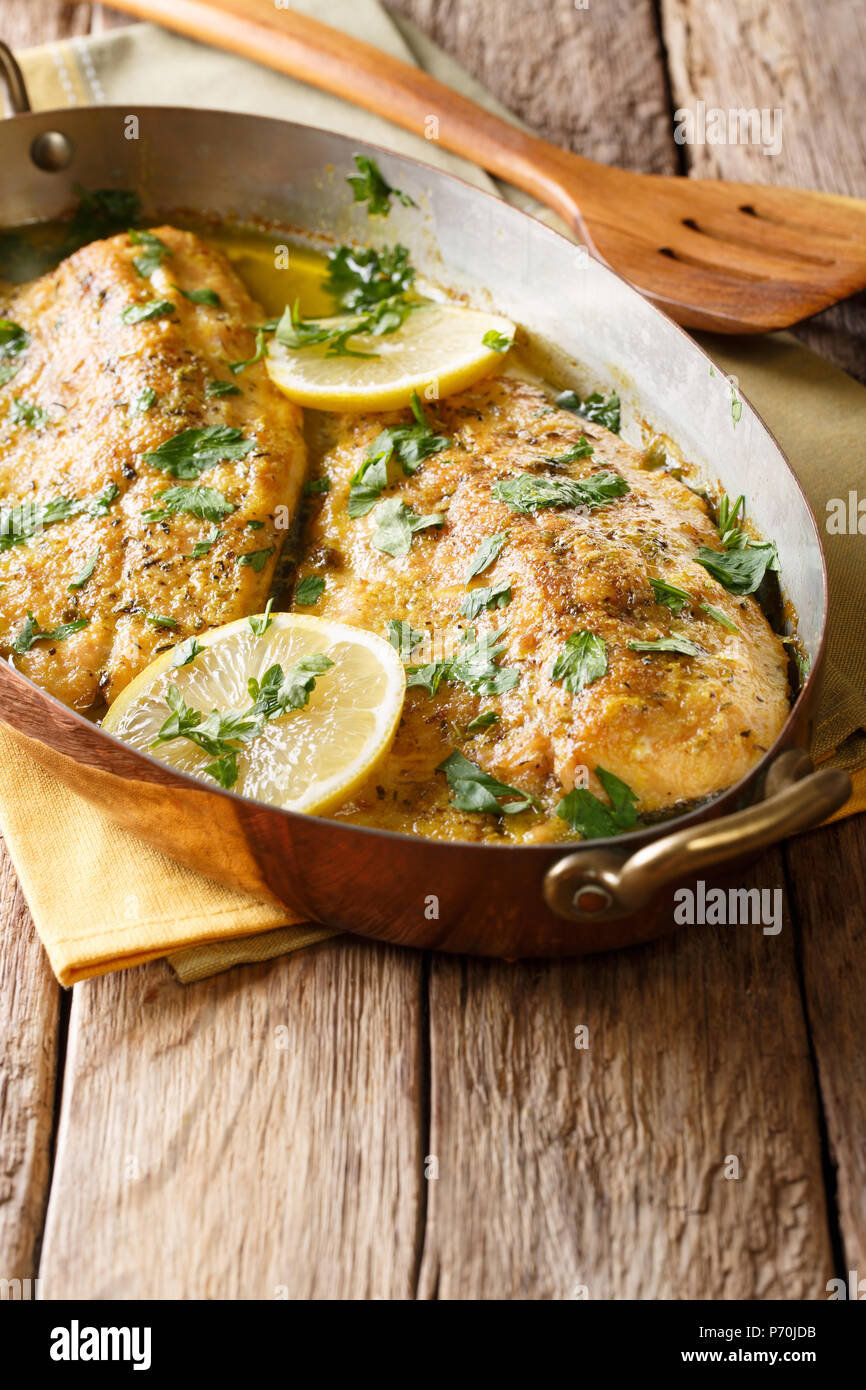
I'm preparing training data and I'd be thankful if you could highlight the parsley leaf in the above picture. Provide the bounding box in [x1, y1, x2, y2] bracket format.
[465, 532, 508, 581]
[88, 483, 119, 517]
[185, 525, 221, 559]
[482, 329, 513, 353]
[466, 711, 499, 733]
[628, 636, 702, 656]
[143, 426, 255, 479]
[12, 612, 89, 654]
[170, 637, 203, 669]
[206, 379, 242, 398]
[348, 392, 451, 517]
[459, 581, 512, 621]
[248, 599, 274, 636]
[303, 476, 331, 495]
[0, 495, 77, 550]
[237, 546, 275, 573]
[543, 437, 594, 465]
[132, 386, 157, 413]
[650, 577, 692, 614]
[120, 299, 176, 325]
[437, 749, 538, 816]
[371, 498, 444, 557]
[67, 549, 99, 591]
[0, 318, 29, 387]
[324, 243, 415, 310]
[129, 229, 171, 278]
[556, 766, 639, 839]
[144, 484, 236, 524]
[387, 619, 425, 659]
[494, 470, 629, 513]
[174, 284, 221, 308]
[700, 602, 738, 633]
[229, 328, 267, 375]
[346, 156, 416, 217]
[407, 627, 519, 698]
[551, 630, 607, 695]
[295, 574, 325, 606]
[143, 611, 178, 630]
[11, 398, 50, 430]
[556, 388, 621, 434]
[694, 543, 780, 596]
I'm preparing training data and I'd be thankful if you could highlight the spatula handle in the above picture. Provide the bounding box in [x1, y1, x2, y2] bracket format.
[103, 0, 586, 225]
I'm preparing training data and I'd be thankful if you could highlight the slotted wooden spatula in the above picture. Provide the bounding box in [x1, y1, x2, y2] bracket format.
[104, 0, 866, 333]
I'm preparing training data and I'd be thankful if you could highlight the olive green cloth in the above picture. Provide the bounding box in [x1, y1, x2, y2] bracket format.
[0, 2, 863, 986]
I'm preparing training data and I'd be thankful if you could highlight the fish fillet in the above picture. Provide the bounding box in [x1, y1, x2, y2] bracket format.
[300, 376, 790, 843]
[0, 227, 305, 710]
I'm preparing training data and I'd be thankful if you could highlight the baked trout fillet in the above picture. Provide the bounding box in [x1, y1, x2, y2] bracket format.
[0, 227, 305, 710]
[299, 375, 790, 844]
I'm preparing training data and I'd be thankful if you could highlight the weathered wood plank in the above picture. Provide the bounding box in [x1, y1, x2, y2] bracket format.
[784, 815, 866, 1276]
[387, 0, 678, 174]
[0, 1, 93, 48]
[419, 853, 835, 1299]
[661, 0, 866, 379]
[0, 840, 60, 1288]
[38, 940, 424, 1299]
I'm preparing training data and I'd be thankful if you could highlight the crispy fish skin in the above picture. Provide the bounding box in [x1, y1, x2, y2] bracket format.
[0, 227, 305, 709]
[301, 376, 790, 843]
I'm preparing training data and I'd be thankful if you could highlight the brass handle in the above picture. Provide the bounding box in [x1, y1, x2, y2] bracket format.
[0, 40, 30, 114]
[544, 749, 851, 922]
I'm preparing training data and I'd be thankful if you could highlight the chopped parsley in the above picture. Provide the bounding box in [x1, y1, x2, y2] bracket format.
[0, 319, 29, 387]
[556, 767, 639, 839]
[348, 392, 450, 517]
[387, 619, 425, 659]
[694, 543, 779, 596]
[88, 483, 119, 517]
[170, 636, 203, 669]
[120, 299, 176, 325]
[237, 546, 275, 573]
[465, 532, 508, 581]
[12, 612, 89, 654]
[493, 470, 629, 514]
[206, 379, 242, 398]
[437, 749, 538, 816]
[303, 476, 331, 496]
[459, 581, 512, 621]
[152, 655, 333, 787]
[482, 329, 513, 353]
[324, 243, 415, 311]
[551, 630, 607, 695]
[132, 386, 157, 413]
[11, 398, 50, 430]
[67, 549, 99, 591]
[143, 611, 178, 630]
[229, 328, 267, 375]
[185, 526, 221, 559]
[543, 437, 594, 465]
[371, 498, 444, 557]
[650, 577, 692, 614]
[274, 296, 413, 358]
[700, 602, 738, 632]
[347, 155, 416, 217]
[466, 711, 499, 733]
[407, 627, 519, 698]
[129, 229, 171, 278]
[295, 574, 325, 606]
[555, 388, 621, 434]
[0, 495, 78, 550]
[142, 426, 254, 479]
[248, 599, 274, 636]
[629, 636, 702, 656]
[174, 284, 221, 308]
[143, 484, 236, 525]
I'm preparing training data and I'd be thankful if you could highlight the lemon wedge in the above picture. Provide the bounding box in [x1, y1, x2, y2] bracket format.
[102, 613, 405, 814]
[265, 301, 516, 412]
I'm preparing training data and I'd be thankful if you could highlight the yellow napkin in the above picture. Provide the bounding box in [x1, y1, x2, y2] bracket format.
[1, 3, 864, 986]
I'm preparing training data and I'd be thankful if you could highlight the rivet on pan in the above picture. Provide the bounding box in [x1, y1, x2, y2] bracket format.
[572, 885, 613, 914]
[30, 130, 74, 172]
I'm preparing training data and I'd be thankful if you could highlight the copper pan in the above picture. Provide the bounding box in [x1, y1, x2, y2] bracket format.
[0, 50, 851, 956]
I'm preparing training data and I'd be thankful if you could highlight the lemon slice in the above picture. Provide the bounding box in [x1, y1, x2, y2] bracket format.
[265, 301, 516, 412]
[102, 614, 405, 815]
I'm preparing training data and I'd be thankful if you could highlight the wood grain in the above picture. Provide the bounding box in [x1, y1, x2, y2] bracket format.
[784, 815, 866, 1274]
[38, 940, 424, 1299]
[0, 2, 93, 48]
[419, 853, 836, 1299]
[660, 0, 866, 377]
[0, 840, 60, 1287]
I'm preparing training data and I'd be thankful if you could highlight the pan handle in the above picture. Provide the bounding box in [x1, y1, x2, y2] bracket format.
[543, 749, 851, 922]
[0, 40, 31, 115]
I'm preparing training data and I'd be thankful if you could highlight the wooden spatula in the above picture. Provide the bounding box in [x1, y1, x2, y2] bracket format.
[103, 0, 866, 333]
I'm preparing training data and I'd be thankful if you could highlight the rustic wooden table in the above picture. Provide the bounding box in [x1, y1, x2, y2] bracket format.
[2, 0, 865, 1301]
